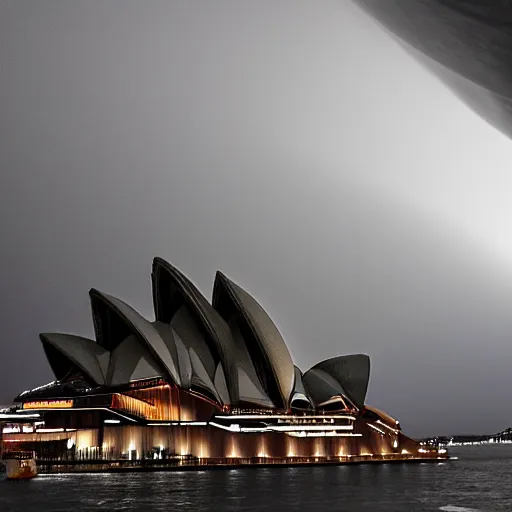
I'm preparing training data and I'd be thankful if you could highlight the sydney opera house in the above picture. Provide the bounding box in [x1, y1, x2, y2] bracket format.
[353, 0, 512, 141]
[1, 258, 444, 468]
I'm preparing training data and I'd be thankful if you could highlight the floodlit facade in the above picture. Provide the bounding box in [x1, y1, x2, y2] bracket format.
[353, 0, 512, 141]
[1, 258, 444, 468]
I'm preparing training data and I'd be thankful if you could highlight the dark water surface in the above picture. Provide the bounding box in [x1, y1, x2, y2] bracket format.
[2, 446, 512, 511]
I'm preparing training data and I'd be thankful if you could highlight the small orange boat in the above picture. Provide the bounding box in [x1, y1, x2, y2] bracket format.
[2, 451, 38, 480]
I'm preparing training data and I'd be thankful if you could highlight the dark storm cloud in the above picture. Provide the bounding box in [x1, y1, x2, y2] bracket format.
[2, 1, 512, 436]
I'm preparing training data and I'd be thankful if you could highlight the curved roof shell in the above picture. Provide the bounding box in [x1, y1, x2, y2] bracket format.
[151, 320, 226, 404]
[230, 317, 274, 408]
[212, 272, 295, 410]
[290, 366, 313, 410]
[89, 289, 181, 386]
[309, 354, 370, 409]
[106, 333, 163, 386]
[151, 258, 238, 404]
[40, 333, 109, 386]
[302, 368, 348, 407]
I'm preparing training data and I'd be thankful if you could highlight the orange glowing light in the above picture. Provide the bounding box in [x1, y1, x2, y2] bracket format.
[23, 400, 73, 410]
[314, 439, 324, 457]
[257, 438, 267, 459]
[227, 438, 240, 458]
[198, 442, 209, 459]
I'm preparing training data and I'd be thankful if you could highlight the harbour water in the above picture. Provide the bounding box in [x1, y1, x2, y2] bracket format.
[1, 445, 512, 511]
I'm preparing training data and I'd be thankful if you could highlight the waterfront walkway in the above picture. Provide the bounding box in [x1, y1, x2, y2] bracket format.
[36, 453, 449, 474]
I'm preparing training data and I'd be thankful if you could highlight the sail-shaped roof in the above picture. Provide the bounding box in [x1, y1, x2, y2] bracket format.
[153, 318, 227, 405]
[212, 272, 295, 409]
[290, 366, 313, 410]
[107, 333, 163, 386]
[309, 354, 370, 409]
[89, 289, 181, 385]
[151, 258, 238, 404]
[40, 333, 109, 386]
[302, 368, 348, 407]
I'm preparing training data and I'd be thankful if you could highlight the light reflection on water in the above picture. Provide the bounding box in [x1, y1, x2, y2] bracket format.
[2, 446, 512, 511]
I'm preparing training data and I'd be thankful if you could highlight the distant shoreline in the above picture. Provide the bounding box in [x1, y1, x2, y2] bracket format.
[421, 430, 512, 447]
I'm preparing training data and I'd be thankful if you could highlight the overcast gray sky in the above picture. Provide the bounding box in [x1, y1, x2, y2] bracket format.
[2, 0, 512, 437]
